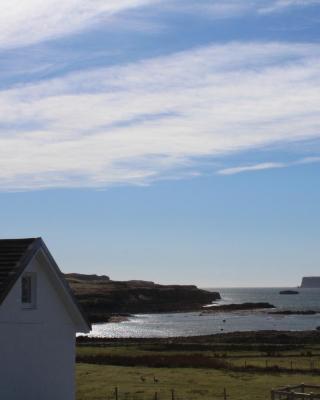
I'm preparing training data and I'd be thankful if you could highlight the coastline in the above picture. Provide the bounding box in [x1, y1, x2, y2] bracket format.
[65, 273, 221, 323]
[78, 286, 320, 337]
[78, 329, 320, 345]
[91, 302, 277, 324]
[93, 303, 320, 326]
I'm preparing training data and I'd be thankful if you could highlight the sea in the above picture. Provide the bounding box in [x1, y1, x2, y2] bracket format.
[87, 287, 320, 338]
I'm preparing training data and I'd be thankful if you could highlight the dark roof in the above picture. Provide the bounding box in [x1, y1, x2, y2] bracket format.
[0, 238, 40, 303]
[0, 237, 91, 331]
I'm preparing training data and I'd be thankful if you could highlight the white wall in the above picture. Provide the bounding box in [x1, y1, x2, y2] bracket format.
[0, 253, 77, 400]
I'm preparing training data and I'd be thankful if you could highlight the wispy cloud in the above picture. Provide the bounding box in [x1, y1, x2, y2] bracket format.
[260, 0, 320, 14]
[161, 1, 257, 18]
[296, 156, 320, 164]
[218, 157, 320, 175]
[218, 162, 286, 175]
[0, 0, 160, 49]
[1, 41, 320, 190]
[162, 0, 320, 19]
[1, 0, 319, 51]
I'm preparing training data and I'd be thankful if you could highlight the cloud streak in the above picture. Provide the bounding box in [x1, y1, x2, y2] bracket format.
[0, 0, 160, 49]
[1, 42, 320, 190]
[218, 157, 320, 175]
[162, 0, 320, 19]
[1, 0, 319, 50]
[218, 162, 286, 175]
[260, 0, 320, 13]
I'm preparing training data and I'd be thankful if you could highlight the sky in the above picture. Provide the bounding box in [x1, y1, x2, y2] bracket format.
[0, 0, 320, 287]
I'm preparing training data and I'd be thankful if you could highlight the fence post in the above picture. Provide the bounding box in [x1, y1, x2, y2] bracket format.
[171, 389, 175, 400]
[154, 391, 158, 400]
[223, 388, 227, 400]
[115, 387, 118, 400]
[271, 389, 275, 400]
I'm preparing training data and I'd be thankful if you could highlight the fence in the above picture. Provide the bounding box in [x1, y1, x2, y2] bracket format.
[112, 386, 229, 400]
[241, 359, 320, 372]
[271, 384, 320, 400]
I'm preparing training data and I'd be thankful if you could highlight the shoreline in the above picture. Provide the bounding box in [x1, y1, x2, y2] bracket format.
[92, 303, 320, 325]
[77, 329, 320, 345]
[92, 302, 279, 324]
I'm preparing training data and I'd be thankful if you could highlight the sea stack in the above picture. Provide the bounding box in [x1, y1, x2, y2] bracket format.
[301, 277, 320, 288]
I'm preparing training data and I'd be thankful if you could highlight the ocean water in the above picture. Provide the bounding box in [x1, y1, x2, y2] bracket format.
[209, 287, 320, 311]
[87, 287, 320, 338]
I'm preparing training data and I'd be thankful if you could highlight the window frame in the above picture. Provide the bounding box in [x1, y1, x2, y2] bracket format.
[21, 273, 37, 309]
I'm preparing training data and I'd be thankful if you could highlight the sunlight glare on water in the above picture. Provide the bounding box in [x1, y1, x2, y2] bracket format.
[86, 288, 320, 338]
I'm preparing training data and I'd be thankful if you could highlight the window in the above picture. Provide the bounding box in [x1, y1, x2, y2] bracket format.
[21, 273, 36, 308]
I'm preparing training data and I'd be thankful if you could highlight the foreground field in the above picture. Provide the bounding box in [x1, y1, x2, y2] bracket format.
[76, 364, 320, 400]
[76, 332, 320, 400]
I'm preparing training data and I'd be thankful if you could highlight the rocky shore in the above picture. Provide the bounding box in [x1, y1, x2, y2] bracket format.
[65, 273, 221, 323]
[200, 302, 275, 314]
[268, 310, 319, 315]
[77, 330, 320, 345]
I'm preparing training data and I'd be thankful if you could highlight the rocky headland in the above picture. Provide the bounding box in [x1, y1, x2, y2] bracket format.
[65, 273, 221, 323]
[301, 277, 320, 288]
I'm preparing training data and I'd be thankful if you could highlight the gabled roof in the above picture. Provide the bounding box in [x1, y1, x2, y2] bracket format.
[0, 238, 91, 332]
[0, 238, 37, 302]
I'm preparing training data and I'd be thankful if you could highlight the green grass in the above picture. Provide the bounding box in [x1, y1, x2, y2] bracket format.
[228, 356, 320, 370]
[76, 363, 320, 400]
[76, 341, 320, 400]
[77, 344, 320, 371]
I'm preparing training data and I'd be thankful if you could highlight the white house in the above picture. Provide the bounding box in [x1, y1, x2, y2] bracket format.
[0, 238, 91, 400]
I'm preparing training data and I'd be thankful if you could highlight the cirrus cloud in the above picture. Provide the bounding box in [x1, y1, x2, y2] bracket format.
[0, 0, 161, 50]
[0, 41, 320, 190]
[1, 0, 320, 50]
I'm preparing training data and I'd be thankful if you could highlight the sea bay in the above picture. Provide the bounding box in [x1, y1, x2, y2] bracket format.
[87, 287, 320, 338]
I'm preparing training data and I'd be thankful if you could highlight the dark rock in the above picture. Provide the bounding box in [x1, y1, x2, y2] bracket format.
[279, 290, 299, 295]
[269, 310, 318, 315]
[301, 277, 320, 288]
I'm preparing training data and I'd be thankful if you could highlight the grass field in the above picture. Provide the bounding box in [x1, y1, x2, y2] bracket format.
[77, 343, 320, 371]
[76, 337, 320, 400]
[76, 363, 320, 400]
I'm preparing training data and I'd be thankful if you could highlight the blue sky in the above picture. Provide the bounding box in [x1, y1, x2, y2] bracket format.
[1, 0, 320, 286]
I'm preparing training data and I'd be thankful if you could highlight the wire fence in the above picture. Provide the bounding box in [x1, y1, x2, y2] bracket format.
[271, 384, 320, 400]
[108, 386, 230, 400]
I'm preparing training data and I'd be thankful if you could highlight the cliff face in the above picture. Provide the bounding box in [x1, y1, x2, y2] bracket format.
[301, 277, 320, 288]
[65, 273, 221, 322]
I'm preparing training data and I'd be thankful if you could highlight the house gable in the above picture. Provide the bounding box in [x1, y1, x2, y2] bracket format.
[0, 238, 90, 333]
[0, 238, 38, 303]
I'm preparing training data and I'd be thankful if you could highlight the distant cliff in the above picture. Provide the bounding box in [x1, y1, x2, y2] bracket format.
[65, 273, 221, 323]
[301, 277, 320, 288]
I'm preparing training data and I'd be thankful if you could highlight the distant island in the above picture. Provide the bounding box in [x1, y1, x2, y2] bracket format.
[300, 277, 320, 288]
[65, 273, 221, 323]
[279, 290, 299, 295]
